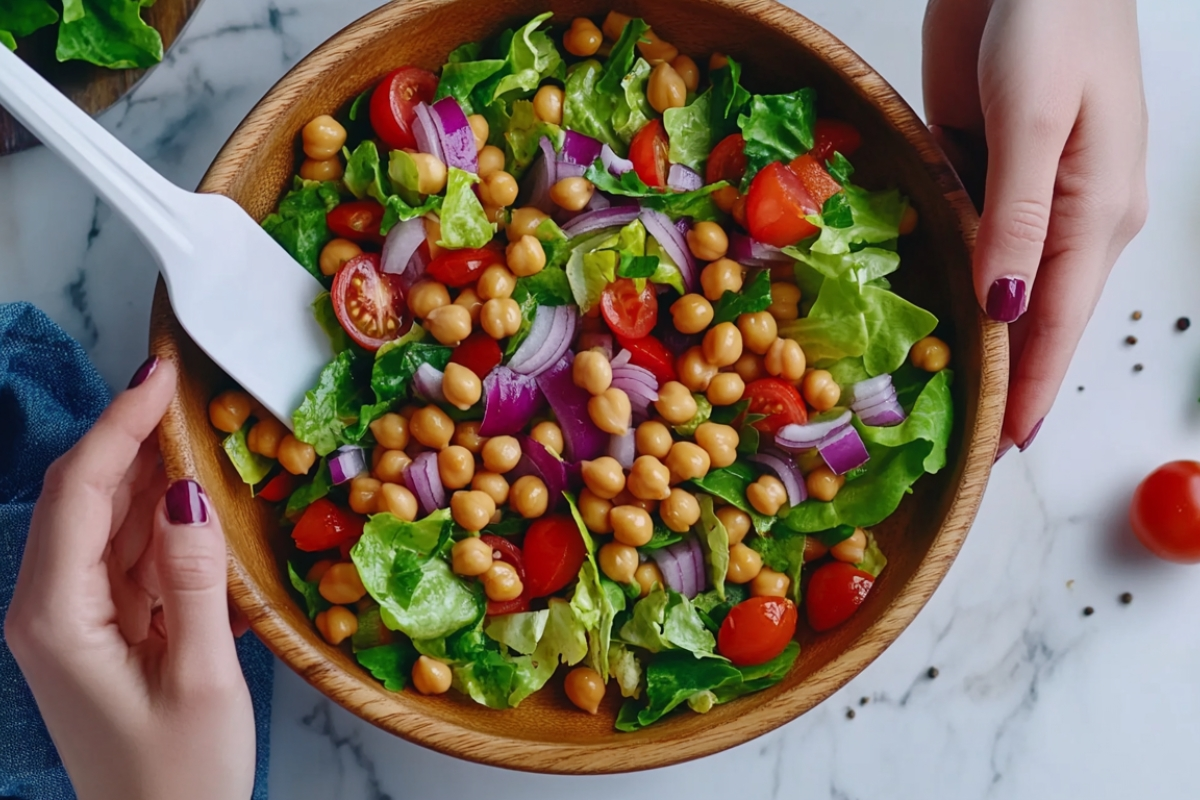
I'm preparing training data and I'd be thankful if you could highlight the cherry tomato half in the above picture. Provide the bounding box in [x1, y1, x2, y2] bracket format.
[481, 534, 531, 616]
[332, 253, 408, 351]
[745, 162, 821, 248]
[788, 154, 843, 208]
[805, 562, 874, 632]
[717, 597, 798, 666]
[706, 133, 748, 186]
[616, 333, 678, 386]
[1130, 460, 1200, 563]
[426, 246, 503, 288]
[630, 119, 670, 188]
[450, 331, 504, 379]
[522, 515, 588, 598]
[810, 118, 863, 163]
[292, 498, 366, 553]
[601, 278, 658, 339]
[327, 200, 387, 245]
[369, 66, 439, 151]
[257, 471, 296, 503]
[743, 378, 808, 434]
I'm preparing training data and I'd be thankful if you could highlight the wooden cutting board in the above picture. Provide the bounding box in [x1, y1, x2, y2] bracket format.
[0, 0, 203, 154]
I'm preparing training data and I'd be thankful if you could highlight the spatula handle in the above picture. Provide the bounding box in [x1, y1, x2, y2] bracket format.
[0, 46, 194, 264]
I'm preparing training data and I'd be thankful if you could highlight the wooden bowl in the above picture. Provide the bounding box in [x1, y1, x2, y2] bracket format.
[150, 0, 1006, 773]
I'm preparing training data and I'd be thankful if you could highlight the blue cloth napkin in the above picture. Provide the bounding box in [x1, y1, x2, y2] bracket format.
[0, 302, 273, 800]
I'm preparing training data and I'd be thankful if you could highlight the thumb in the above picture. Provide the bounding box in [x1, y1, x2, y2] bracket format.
[155, 478, 238, 689]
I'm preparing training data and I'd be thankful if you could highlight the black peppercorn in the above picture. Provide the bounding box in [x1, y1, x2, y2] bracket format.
[1133, 364, 1144, 373]
[927, 666, 939, 679]
[1125, 335, 1138, 345]
[1132, 310, 1143, 321]
[846, 708, 856, 720]
[1120, 592, 1133, 604]
[1177, 317, 1191, 331]
[1083, 606, 1095, 616]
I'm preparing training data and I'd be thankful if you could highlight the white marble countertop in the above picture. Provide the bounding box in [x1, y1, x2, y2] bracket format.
[3, 0, 1199, 797]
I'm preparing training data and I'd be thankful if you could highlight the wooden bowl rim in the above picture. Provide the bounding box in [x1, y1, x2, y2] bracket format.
[155, 0, 1006, 773]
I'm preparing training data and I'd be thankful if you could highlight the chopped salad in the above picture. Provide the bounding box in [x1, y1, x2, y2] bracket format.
[206, 12, 954, 729]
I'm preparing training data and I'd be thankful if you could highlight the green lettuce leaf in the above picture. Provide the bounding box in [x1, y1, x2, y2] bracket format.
[696, 495, 729, 601]
[711, 268, 771, 326]
[689, 463, 774, 533]
[562, 60, 621, 154]
[380, 193, 442, 237]
[638, 521, 684, 552]
[311, 292, 353, 354]
[565, 493, 621, 679]
[615, 652, 742, 731]
[856, 530, 887, 578]
[221, 422, 274, 487]
[352, 604, 391, 651]
[485, 610, 548, 656]
[492, 12, 564, 101]
[745, 528, 807, 605]
[784, 244, 901, 284]
[438, 167, 495, 249]
[710, 640, 800, 703]
[809, 185, 907, 255]
[645, 237, 686, 295]
[287, 562, 329, 620]
[737, 88, 816, 188]
[708, 58, 751, 143]
[56, 0, 162, 69]
[672, 394, 712, 437]
[435, 52, 507, 115]
[386, 150, 421, 206]
[0, 0, 58, 50]
[261, 178, 341, 280]
[583, 160, 727, 221]
[612, 58, 655, 143]
[608, 642, 643, 699]
[356, 641, 420, 692]
[285, 460, 332, 518]
[504, 100, 565, 178]
[692, 583, 749, 632]
[826, 152, 854, 184]
[561, 18, 653, 154]
[369, 329, 454, 410]
[664, 90, 713, 173]
[292, 349, 371, 456]
[618, 587, 719, 657]
[342, 140, 390, 203]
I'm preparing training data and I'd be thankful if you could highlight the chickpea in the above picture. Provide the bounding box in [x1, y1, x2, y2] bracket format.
[315, 606, 358, 646]
[738, 312, 778, 355]
[732, 352, 768, 383]
[477, 436, 518, 475]
[467, 114, 489, 151]
[804, 537, 830, 562]
[506, 207, 549, 240]
[208, 389, 252, 433]
[299, 157, 343, 182]
[746, 474, 788, 516]
[471, 471, 509, 506]
[613, 488, 658, 515]
[653, 381, 698, 425]
[483, 561, 523, 601]
[424, 216, 443, 259]
[832, 528, 868, 563]
[442, 363, 482, 411]
[709, 52, 729, 71]
[628, 455, 672, 501]
[751, 567, 790, 598]
[670, 293, 714, 335]
[715, 506, 751, 546]
[588, 387, 632, 435]
[768, 282, 803, 321]
[409, 406, 455, 450]
[647, 61, 687, 113]
[412, 655, 453, 695]
[636, 420, 674, 459]
[454, 286, 483, 324]
[665, 441, 710, 484]
[695, 422, 739, 468]
[806, 466, 845, 502]
[599, 542, 639, 583]
[726, 543, 764, 584]
[602, 11, 632, 41]
[451, 536, 495, 576]
[638, 28, 679, 63]
[706, 372, 745, 407]
[578, 487, 614, 534]
[731, 194, 748, 228]
[564, 17, 603, 57]
[899, 204, 919, 235]
[438, 445, 476, 490]
[408, 280, 451, 319]
[687, 221, 729, 262]
[530, 421, 564, 456]
[671, 54, 700, 92]
[573, 349, 613, 396]
[425, 304, 473, 346]
[306, 559, 334, 583]
[379, 482, 418, 520]
[910, 335, 951, 372]
[348, 475, 381, 514]
[278, 435, 316, 475]
[370, 413, 410, 451]
[453, 420, 487, 454]
[510, 475, 549, 518]
[660, 488, 701, 533]
[477, 264, 516, 300]
[412, 152, 448, 195]
[319, 238, 363, 277]
[481, 170, 519, 208]
[634, 562, 663, 597]
[319, 562, 367, 605]
[301, 114, 347, 160]
[481, 297, 522, 339]
[477, 145, 506, 178]
[533, 85, 565, 125]
[506, 234, 547, 277]
[764, 338, 807, 382]
[451, 490, 496, 532]
[611, 505, 654, 547]
[700, 258, 743, 301]
[676, 347, 719, 393]
[246, 417, 286, 458]
[581, 456, 626, 500]
[564, 666, 606, 715]
[550, 177, 595, 212]
[712, 185, 740, 214]
[703, 322, 743, 368]
[802, 369, 841, 412]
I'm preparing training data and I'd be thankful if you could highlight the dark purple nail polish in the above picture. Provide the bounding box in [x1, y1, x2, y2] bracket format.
[986, 277, 1028, 323]
[994, 442, 1014, 464]
[1019, 418, 1044, 452]
[166, 479, 208, 526]
[127, 356, 159, 389]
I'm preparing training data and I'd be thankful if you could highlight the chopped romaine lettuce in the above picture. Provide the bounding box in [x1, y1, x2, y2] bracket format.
[695, 495, 730, 601]
[613, 58, 655, 143]
[438, 168, 495, 249]
[287, 561, 329, 620]
[56, 0, 163, 70]
[663, 90, 713, 173]
[291, 349, 372, 456]
[311, 292, 353, 354]
[504, 101, 565, 178]
[583, 160, 727, 222]
[342, 140, 390, 204]
[689, 463, 774, 533]
[808, 185, 908, 255]
[608, 642, 643, 699]
[737, 88, 816, 188]
[745, 528, 807, 605]
[355, 641, 420, 692]
[284, 460, 332, 518]
[709, 57, 752, 144]
[618, 587, 719, 658]
[221, 422, 274, 488]
[261, 178, 340, 280]
[485, 610, 549, 656]
[710, 268, 772, 325]
[1, 0, 58, 51]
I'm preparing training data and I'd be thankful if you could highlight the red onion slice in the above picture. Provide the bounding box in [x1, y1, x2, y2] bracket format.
[607, 429, 636, 469]
[850, 375, 893, 407]
[775, 411, 853, 451]
[381, 216, 426, 275]
[328, 445, 366, 485]
[728, 232, 792, 267]
[555, 161, 588, 180]
[519, 436, 568, 508]
[403, 452, 445, 515]
[611, 361, 659, 417]
[412, 103, 444, 163]
[600, 144, 634, 176]
[817, 425, 871, 475]
[859, 403, 907, 428]
[854, 388, 898, 419]
[654, 539, 702, 598]
[398, 242, 431, 293]
[430, 97, 478, 174]
[584, 191, 611, 212]
[508, 305, 578, 377]
[412, 363, 447, 405]
[688, 536, 707, 595]
[480, 367, 545, 436]
[747, 452, 808, 506]
[652, 548, 686, 596]
[520, 137, 560, 215]
[561, 206, 641, 237]
[641, 208, 697, 293]
[667, 164, 703, 192]
[536, 354, 609, 462]
[562, 131, 603, 166]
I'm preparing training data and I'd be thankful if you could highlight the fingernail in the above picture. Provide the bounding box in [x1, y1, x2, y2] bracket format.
[1019, 418, 1044, 452]
[128, 356, 159, 389]
[986, 277, 1027, 323]
[994, 442, 1014, 464]
[166, 479, 208, 526]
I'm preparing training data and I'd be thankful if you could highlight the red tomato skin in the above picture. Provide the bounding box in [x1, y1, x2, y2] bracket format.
[743, 378, 808, 434]
[616, 333, 678, 385]
[706, 133, 748, 186]
[717, 597, 798, 666]
[811, 119, 863, 162]
[788, 154, 843, 208]
[450, 332, 503, 379]
[257, 471, 296, 503]
[630, 120, 670, 188]
[805, 562, 875, 632]
[522, 516, 588, 598]
[331, 253, 407, 351]
[1130, 460, 1200, 563]
[426, 247, 502, 288]
[327, 200, 387, 245]
[292, 499, 366, 553]
[601, 279, 658, 339]
[481, 535, 532, 616]
[745, 162, 821, 248]
[369, 67, 439, 151]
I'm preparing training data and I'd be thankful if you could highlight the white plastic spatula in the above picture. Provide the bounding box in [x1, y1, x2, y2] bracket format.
[0, 46, 332, 426]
